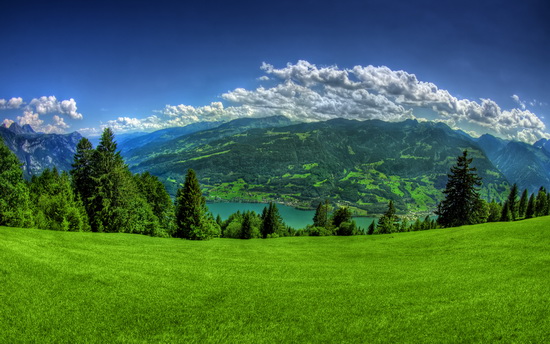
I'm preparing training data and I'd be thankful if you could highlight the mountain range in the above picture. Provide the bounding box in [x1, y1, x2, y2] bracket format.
[2, 117, 550, 214]
[0, 123, 82, 177]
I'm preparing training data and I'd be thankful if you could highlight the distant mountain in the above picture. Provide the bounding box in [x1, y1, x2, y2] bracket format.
[476, 134, 550, 193]
[0, 123, 82, 178]
[127, 117, 509, 214]
[123, 115, 294, 165]
[119, 121, 223, 155]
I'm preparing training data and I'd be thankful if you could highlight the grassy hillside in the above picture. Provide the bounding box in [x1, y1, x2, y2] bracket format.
[1, 218, 549, 343]
[130, 118, 509, 214]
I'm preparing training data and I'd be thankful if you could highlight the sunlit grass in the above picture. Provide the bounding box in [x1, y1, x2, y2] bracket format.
[1, 217, 549, 343]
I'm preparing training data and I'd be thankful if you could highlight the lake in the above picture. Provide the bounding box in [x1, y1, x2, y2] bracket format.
[207, 202, 378, 230]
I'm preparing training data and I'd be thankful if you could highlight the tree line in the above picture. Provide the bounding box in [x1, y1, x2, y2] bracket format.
[1, 131, 548, 239]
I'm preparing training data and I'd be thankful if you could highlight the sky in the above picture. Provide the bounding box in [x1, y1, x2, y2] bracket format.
[1, 0, 549, 143]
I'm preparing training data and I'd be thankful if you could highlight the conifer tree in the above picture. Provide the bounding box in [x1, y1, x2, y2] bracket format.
[331, 206, 352, 228]
[134, 172, 174, 235]
[500, 201, 512, 222]
[377, 200, 399, 234]
[535, 188, 548, 217]
[0, 137, 33, 227]
[240, 212, 253, 239]
[260, 202, 283, 238]
[367, 220, 376, 235]
[518, 189, 529, 219]
[487, 200, 502, 222]
[436, 150, 483, 228]
[71, 137, 94, 215]
[313, 199, 330, 228]
[506, 184, 519, 220]
[525, 193, 536, 219]
[174, 168, 219, 240]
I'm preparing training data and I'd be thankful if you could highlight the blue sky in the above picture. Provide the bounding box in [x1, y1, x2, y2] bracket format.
[1, 0, 548, 142]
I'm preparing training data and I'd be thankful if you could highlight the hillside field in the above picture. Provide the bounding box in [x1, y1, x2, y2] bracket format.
[1, 218, 549, 343]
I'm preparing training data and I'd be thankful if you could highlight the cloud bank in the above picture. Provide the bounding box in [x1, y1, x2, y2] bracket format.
[99, 61, 548, 143]
[1, 96, 83, 134]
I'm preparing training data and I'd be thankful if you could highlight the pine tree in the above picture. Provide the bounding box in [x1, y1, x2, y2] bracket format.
[487, 200, 502, 222]
[377, 200, 399, 234]
[174, 168, 219, 240]
[260, 202, 283, 238]
[436, 150, 483, 228]
[367, 220, 376, 235]
[70, 137, 94, 216]
[535, 188, 548, 217]
[313, 199, 330, 228]
[0, 137, 33, 227]
[506, 184, 519, 220]
[240, 212, 253, 239]
[525, 193, 536, 219]
[518, 189, 529, 219]
[134, 172, 174, 235]
[331, 206, 352, 228]
[500, 200, 512, 222]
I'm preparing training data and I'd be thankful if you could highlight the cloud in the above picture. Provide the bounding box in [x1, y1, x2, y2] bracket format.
[83, 61, 549, 143]
[2, 118, 14, 127]
[511, 94, 526, 110]
[29, 96, 83, 119]
[0, 97, 24, 110]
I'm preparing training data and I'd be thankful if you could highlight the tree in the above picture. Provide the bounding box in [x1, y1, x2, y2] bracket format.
[29, 168, 90, 232]
[518, 189, 529, 219]
[260, 202, 283, 238]
[535, 188, 548, 217]
[436, 150, 483, 228]
[487, 200, 502, 222]
[525, 193, 536, 219]
[500, 200, 512, 222]
[506, 184, 519, 220]
[134, 172, 174, 235]
[240, 212, 253, 239]
[0, 137, 33, 227]
[313, 199, 331, 228]
[367, 220, 376, 235]
[70, 137, 94, 216]
[377, 200, 399, 234]
[174, 168, 219, 240]
[331, 206, 352, 228]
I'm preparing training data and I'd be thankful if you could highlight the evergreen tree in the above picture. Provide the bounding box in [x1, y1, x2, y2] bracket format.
[535, 188, 548, 217]
[313, 199, 330, 228]
[525, 194, 536, 219]
[70, 137, 94, 216]
[0, 137, 33, 227]
[88, 128, 159, 234]
[487, 200, 502, 222]
[436, 150, 483, 228]
[367, 220, 376, 235]
[134, 172, 174, 235]
[377, 200, 399, 234]
[506, 184, 519, 220]
[331, 206, 352, 228]
[174, 168, 219, 240]
[518, 189, 528, 219]
[29, 168, 90, 232]
[500, 200, 512, 222]
[240, 211, 253, 239]
[260, 202, 283, 238]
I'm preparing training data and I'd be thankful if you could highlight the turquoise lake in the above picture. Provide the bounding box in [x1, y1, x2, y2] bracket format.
[207, 202, 377, 230]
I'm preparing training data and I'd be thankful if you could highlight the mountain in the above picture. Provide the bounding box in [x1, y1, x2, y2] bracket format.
[119, 121, 223, 155]
[492, 142, 550, 193]
[123, 115, 294, 165]
[127, 117, 509, 214]
[476, 134, 550, 193]
[0, 123, 82, 178]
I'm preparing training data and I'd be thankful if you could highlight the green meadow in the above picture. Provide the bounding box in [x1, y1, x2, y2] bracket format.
[1, 218, 549, 343]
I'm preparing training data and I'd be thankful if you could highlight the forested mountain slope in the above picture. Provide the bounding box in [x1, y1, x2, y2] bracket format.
[128, 118, 509, 213]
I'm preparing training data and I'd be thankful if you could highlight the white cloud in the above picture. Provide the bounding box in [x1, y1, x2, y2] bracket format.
[258, 76, 270, 81]
[81, 61, 549, 143]
[511, 94, 526, 110]
[29, 96, 83, 119]
[17, 111, 44, 129]
[0, 97, 24, 110]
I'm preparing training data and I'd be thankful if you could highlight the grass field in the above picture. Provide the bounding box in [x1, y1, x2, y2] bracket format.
[1, 218, 549, 343]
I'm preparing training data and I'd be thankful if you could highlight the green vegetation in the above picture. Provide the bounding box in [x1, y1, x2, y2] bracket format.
[1, 218, 549, 343]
